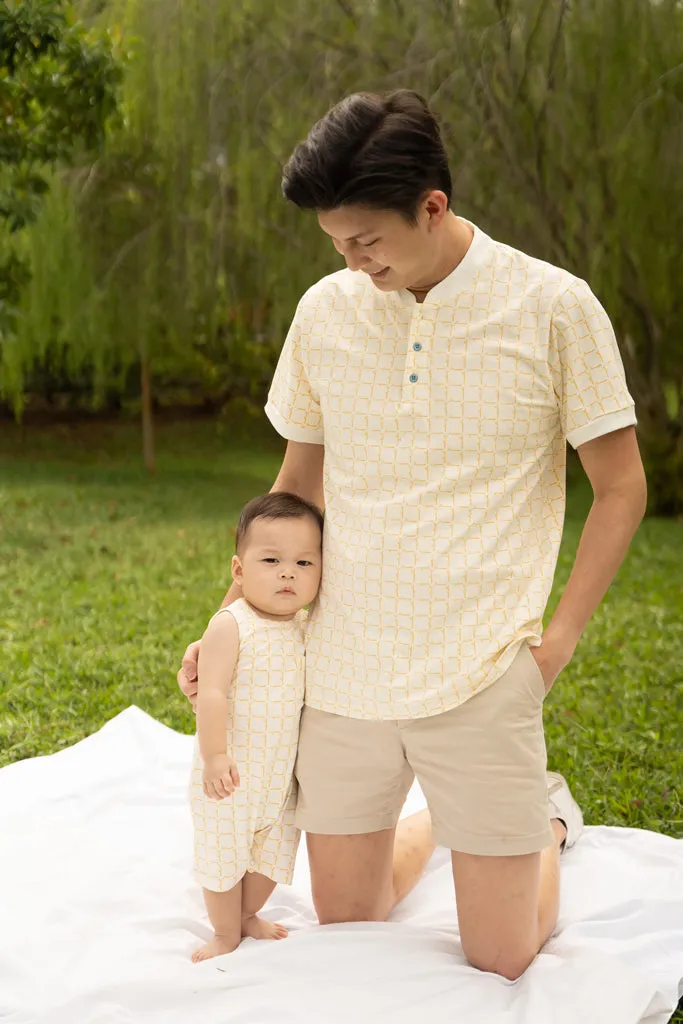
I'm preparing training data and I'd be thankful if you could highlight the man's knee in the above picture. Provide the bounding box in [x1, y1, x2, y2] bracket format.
[463, 941, 537, 981]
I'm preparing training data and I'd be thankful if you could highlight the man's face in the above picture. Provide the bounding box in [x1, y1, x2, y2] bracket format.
[317, 197, 445, 294]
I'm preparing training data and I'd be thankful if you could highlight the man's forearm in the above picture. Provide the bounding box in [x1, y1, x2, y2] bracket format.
[544, 483, 646, 652]
[219, 471, 324, 609]
[272, 465, 325, 512]
[219, 580, 242, 609]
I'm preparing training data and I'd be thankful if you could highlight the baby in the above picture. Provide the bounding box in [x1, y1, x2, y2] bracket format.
[189, 491, 323, 962]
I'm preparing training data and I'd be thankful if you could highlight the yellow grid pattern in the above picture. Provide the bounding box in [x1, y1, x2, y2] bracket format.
[189, 600, 306, 892]
[266, 223, 636, 721]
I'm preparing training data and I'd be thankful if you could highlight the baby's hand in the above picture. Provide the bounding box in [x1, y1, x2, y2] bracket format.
[202, 754, 240, 800]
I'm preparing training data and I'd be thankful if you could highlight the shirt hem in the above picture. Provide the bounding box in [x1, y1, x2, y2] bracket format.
[566, 406, 637, 449]
[302, 634, 541, 721]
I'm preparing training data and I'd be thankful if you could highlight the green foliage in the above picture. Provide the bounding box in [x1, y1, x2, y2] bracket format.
[2, 0, 682, 509]
[0, 0, 121, 338]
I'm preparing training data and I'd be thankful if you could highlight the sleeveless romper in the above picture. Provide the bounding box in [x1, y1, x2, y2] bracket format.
[189, 598, 306, 891]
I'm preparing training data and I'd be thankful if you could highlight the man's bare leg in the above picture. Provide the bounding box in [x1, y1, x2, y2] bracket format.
[307, 808, 435, 924]
[452, 818, 566, 981]
[392, 809, 436, 905]
[241, 871, 288, 941]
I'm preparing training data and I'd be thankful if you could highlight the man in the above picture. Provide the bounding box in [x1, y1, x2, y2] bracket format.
[179, 90, 647, 979]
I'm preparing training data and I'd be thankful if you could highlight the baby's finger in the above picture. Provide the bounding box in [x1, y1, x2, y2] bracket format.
[220, 773, 235, 795]
[209, 780, 224, 801]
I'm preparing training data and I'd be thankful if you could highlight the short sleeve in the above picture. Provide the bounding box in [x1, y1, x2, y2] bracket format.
[265, 302, 324, 445]
[549, 278, 636, 449]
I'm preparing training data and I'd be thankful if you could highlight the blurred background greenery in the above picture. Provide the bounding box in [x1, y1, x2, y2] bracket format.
[1, 0, 682, 510]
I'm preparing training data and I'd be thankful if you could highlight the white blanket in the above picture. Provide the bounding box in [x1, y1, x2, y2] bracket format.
[0, 707, 681, 1024]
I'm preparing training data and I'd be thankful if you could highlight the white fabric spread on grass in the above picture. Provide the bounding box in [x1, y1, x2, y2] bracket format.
[0, 706, 681, 1024]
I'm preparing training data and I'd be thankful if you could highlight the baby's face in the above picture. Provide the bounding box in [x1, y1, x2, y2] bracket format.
[233, 515, 322, 618]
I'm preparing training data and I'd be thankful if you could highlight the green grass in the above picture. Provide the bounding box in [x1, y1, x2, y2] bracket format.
[1, 417, 682, 1019]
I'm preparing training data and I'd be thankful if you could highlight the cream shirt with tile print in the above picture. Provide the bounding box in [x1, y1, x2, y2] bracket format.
[265, 221, 636, 721]
[190, 599, 305, 892]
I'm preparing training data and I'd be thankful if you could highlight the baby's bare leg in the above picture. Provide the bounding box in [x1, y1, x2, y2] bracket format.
[241, 871, 288, 941]
[191, 881, 243, 962]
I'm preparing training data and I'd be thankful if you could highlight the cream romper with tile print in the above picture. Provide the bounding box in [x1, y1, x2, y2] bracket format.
[189, 599, 305, 892]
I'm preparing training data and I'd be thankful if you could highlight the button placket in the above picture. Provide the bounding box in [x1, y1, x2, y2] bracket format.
[399, 305, 431, 429]
[406, 311, 435, 384]
[406, 308, 426, 385]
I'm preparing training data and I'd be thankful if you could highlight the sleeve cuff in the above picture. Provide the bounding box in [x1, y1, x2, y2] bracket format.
[264, 401, 325, 445]
[567, 406, 637, 449]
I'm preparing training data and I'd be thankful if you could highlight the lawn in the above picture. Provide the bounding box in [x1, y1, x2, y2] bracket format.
[1, 417, 681, 836]
[2, 416, 682, 1020]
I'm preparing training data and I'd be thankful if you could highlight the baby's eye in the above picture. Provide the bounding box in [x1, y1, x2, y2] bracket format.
[297, 560, 313, 567]
[262, 558, 278, 563]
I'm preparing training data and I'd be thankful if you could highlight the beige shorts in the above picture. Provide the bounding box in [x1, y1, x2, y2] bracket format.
[294, 643, 553, 856]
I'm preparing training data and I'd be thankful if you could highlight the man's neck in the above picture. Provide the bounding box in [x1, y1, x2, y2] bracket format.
[409, 213, 474, 303]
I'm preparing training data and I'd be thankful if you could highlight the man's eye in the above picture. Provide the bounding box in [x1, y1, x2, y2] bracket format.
[362, 239, 379, 248]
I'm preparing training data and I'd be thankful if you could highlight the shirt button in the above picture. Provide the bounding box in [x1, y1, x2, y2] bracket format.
[409, 373, 418, 383]
[413, 342, 422, 351]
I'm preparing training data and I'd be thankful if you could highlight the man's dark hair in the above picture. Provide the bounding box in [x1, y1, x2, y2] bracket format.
[235, 492, 324, 554]
[282, 89, 452, 223]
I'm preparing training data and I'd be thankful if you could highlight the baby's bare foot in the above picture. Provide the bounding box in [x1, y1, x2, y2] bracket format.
[241, 914, 288, 941]
[191, 933, 240, 962]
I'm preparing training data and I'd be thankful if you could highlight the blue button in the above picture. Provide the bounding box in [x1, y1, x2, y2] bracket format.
[409, 373, 418, 383]
[413, 342, 422, 351]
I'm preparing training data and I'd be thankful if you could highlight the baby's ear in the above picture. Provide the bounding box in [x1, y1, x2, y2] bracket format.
[231, 554, 242, 582]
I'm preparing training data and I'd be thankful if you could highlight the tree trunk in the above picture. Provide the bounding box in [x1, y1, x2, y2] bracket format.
[140, 355, 155, 474]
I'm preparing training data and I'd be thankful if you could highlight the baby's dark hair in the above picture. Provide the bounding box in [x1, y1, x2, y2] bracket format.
[235, 492, 324, 554]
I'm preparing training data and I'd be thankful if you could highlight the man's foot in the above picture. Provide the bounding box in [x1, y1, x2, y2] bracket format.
[191, 933, 240, 962]
[547, 771, 584, 852]
[241, 914, 288, 941]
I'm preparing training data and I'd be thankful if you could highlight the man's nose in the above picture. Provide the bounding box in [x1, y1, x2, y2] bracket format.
[344, 251, 366, 272]
[338, 242, 367, 272]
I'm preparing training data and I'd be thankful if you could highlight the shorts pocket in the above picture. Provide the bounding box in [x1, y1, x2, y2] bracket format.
[522, 643, 547, 703]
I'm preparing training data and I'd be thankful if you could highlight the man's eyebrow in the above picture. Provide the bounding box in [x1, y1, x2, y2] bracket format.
[321, 227, 378, 242]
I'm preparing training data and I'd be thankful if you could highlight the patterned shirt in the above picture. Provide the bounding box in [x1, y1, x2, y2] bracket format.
[265, 221, 636, 720]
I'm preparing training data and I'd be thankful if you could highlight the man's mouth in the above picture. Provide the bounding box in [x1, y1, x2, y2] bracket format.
[369, 267, 390, 280]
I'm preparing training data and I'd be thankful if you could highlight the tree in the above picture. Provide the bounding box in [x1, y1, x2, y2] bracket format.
[6, 0, 682, 510]
[0, 0, 121, 389]
[441, 0, 683, 515]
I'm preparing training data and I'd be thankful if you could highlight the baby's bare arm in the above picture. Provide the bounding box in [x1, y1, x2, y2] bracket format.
[196, 613, 239, 764]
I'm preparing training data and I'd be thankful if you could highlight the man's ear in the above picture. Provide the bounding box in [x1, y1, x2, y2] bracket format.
[231, 554, 243, 585]
[423, 190, 449, 231]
